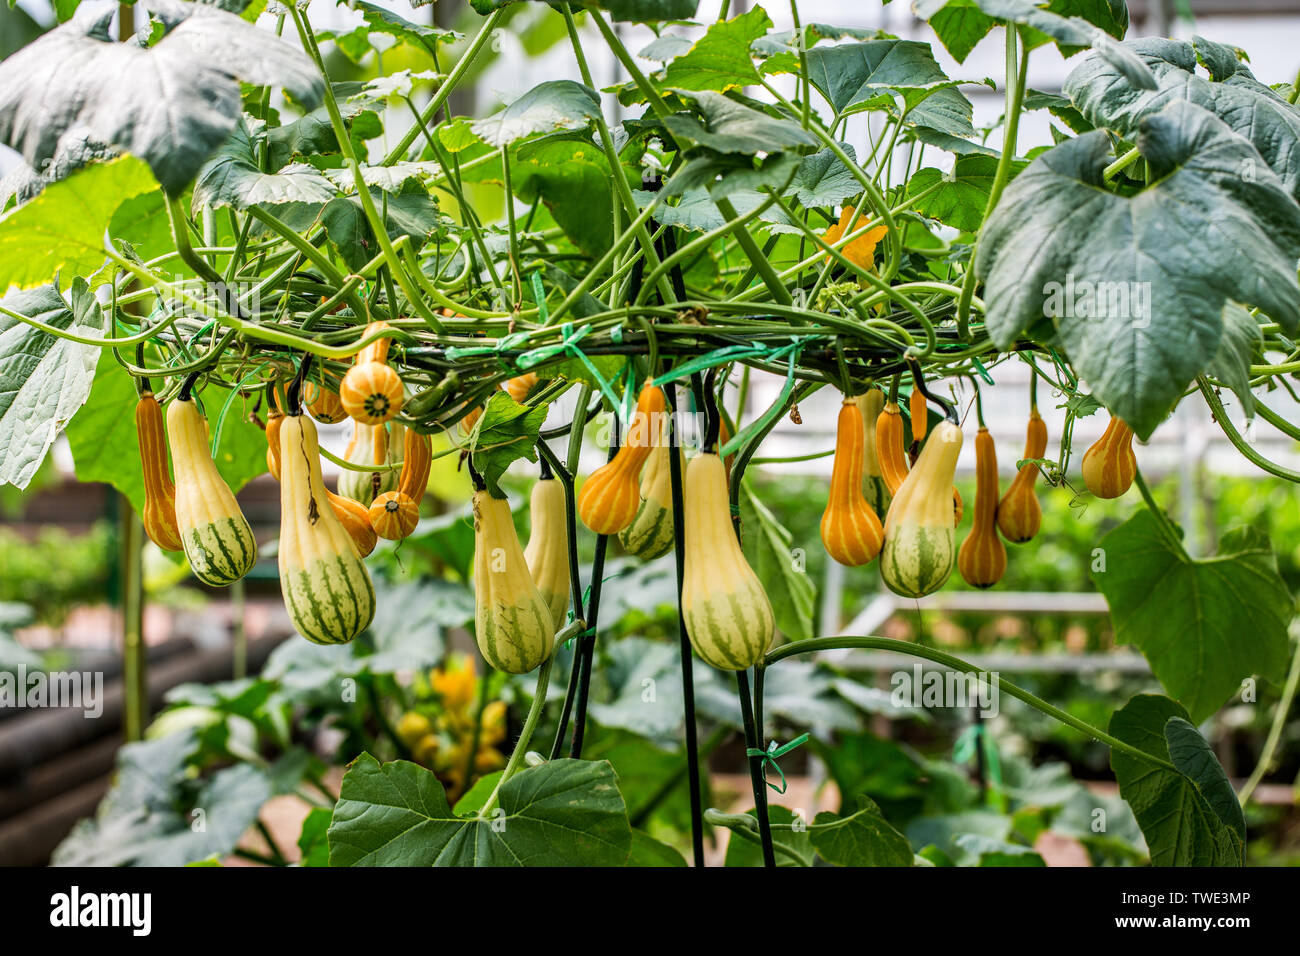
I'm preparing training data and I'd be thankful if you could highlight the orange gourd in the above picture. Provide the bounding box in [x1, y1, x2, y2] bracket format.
[135, 391, 183, 551]
[341, 322, 403, 425]
[266, 409, 377, 556]
[302, 381, 347, 424]
[1081, 415, 1136, 499]
[877, 401, 910, 495]
[504, 373, 540, 403]
[909, 385, 928, 443]
[577, 385, 666, 535]
[957, 427, 1006, 588]
[820, 399, 884, 566]
[997, 407, 1047, 543]
[365, 428, 432, 542]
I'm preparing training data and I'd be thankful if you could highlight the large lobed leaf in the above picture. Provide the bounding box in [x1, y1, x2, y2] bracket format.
[0, 281, 104, 488]
[1064, 36, 1300, 199]
[0, 0, 322, 196]
[974, 99, 1300, 438]
[1093, 510, 1292, 722]
[1108, 695, 1244, 866]
[328, 754, 632, 866]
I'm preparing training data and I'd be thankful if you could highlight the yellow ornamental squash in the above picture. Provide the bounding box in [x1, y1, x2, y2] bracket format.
[876, 400, 910, 495]
[167, 397, 258, 587]
[681, 452, 774, 671]
[267, 409, 377, 557]
[367, 426, 432, 541]
[820, 399, 884, 566]
[908, 385, 928, 443]
[523, 476, 570, 630]
[880, 420, 964, 598]
[577, 384, 666, 534]
[337, 422, 395, 506]
[618, 413, 684, 560]
[278, 413, 376, 645]
[1081, 414, 1136, 499]
[503, 373, 540, 403]
[997, 406, 1047, 543]
[473, 490, 555, 673]
[135, 391, 183, 552]
[957, 427, 1006, 588]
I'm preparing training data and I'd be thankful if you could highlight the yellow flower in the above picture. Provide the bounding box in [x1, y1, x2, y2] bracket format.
[823, 205, 888, 272]
[431, 656, 477, 712]
[396, 711, 433, 748]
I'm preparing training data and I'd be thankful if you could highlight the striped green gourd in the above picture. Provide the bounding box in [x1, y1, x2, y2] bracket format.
[880, 420, 964, 598]
[681, 452, 773, 671]
[618, 426, 684, 560]
[473, 490, 555, 673]
[277, 412, 375, 645]
[166, 397, 257, 587]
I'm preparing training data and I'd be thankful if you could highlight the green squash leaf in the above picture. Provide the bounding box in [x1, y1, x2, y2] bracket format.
[1093, 510, 1292, 722]
[469, 390, 549, 498]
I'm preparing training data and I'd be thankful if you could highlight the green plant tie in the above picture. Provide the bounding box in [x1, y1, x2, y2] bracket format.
[718, 338, 807, 460]
[745, 733, 810, 794]
[515, 322, 625, 413]
[971, 355, 994, 385]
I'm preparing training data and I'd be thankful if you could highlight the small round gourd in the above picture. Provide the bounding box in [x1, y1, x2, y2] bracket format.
[302, 381, 347, 424]
[369, 491, 420, 540]
[341, 362, 404, 425]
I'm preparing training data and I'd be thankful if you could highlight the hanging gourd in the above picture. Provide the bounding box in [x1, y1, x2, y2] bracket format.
[1081, 414, 1136, 499]
[337, 421, 395, 507]
[277, 410, 376, 644]
[909, 383, 928, 444]
[958, 425, 1006, 588]
[820, 398, 885, 566]
[504, 373, 540, 404]
[998, 403, 1048, 543]
[523, 468, 570, 630]
[167, 394, 258, 587]
[267, 409, 377, 557]
[135, 390, 183, 552]
[877, 400, 910, 495]
[302, 381, 347, 424]
[853, 386, 890, 517]
[473, 487, 556, 673]
[577, 384, 666, 535]
[681, 394, 774, 671]
[341, 322, 403, 425]
[880, 419, 964, 598]
[368, 426, 432, 541]
[618, 411, 684, 560]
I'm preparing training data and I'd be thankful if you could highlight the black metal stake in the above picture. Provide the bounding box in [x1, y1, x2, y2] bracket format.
[737, 669, 776, 868]
[666, 381, 706, 866]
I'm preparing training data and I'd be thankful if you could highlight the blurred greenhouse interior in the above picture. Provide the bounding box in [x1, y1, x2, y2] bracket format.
[1, 0, 1299, 872]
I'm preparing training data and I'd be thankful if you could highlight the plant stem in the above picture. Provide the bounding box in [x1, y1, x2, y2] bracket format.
[765, 636, 1177, 771]
[1239, 636, 1300, 806]
[1198, 376, 1300, 482]
[736, 669, 776, 867]
[478, 653, 555, 819]
[1104, 146, 1142, 181]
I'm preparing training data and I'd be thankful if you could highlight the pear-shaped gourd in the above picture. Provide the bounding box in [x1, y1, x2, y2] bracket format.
[681, 452, 774, 670]
[876, 400, 910, 495]
[1081, 415, 1136, 499]
[880, 420, 963, 598]
[473, 489, 556, 673]
[504, 373, 540, 403]
[998, 407, 1047, 543]
[267, 409, 378, 557]
[853, 387, 890, 517]
[523, 476, 570, 629]
[167, 397, 258, 586]
[909, 385, 928, 443]
[577, 384, 666, 534]
[135, 391, 183, 551]
[957, 427, 1006, 588]
[338, 422, 395, 507]
[618, 413, 684, 560]
[278, 413, 376, 644]
[820, 399, 884, 566]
